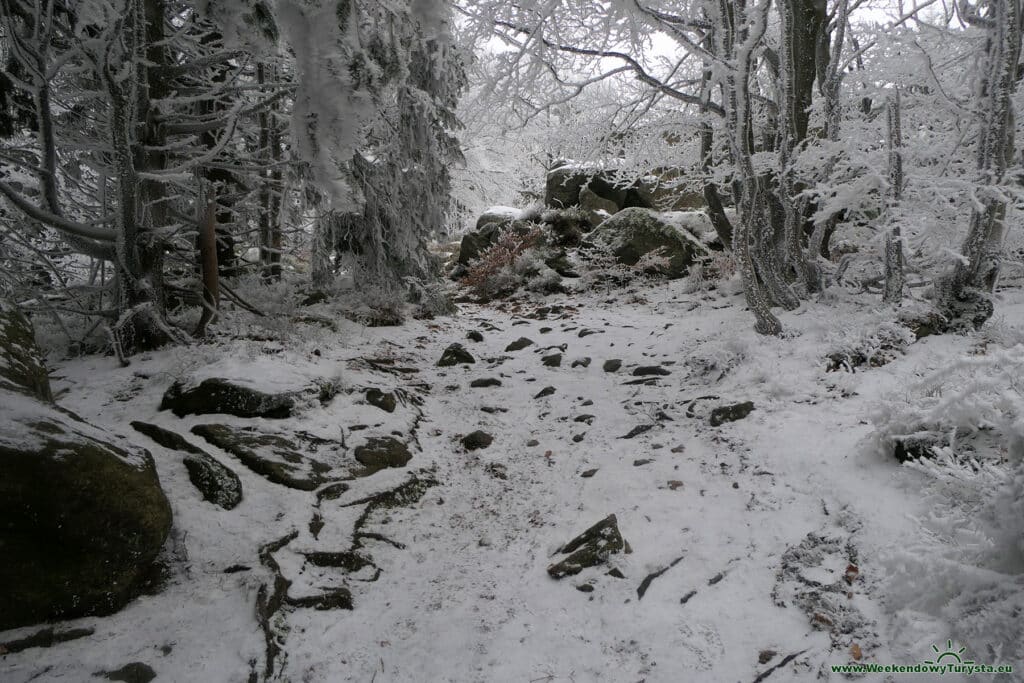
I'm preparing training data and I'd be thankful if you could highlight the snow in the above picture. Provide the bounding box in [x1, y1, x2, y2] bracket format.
[481, 205, 523, 219]
[174, 353, 338, 396]
[2, 281, 1023, 681]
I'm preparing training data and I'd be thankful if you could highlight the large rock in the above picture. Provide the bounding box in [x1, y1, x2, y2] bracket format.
[545, 165, 592, 209]
[544, 208, 589, 246]
[0, 300, 171, 631]
[458, 222, 502, 266]
[545, 166, 635, 210]
[160, 377, 321, 419]
[474, 206, 521, 231]
[0, 301, 52, 402]
[579, 187, 619, 228]
[438, 343, 475, 366]
[583, 176, 629, 209]
[587, 207, 709, 278]
[634, 175, 704, 211]
[0, 393, 172, 630]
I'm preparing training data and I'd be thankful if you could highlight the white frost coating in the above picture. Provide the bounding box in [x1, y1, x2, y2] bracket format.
[276, 0, 375, 210]
[410, 0, 449, 40]
[661, 211, 712, 234]
[482, 206, 523, 219]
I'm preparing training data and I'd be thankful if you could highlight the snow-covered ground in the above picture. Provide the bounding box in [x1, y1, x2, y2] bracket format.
[2, 277, 1022, 682]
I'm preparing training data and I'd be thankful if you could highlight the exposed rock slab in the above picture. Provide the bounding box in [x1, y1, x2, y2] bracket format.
[131, 421, 242, 510]
[191, 424, 335, 490]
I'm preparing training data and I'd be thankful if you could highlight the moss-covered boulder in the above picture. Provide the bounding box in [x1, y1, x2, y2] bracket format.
[130, 421, 242, 510]
[547, 514, 629, 579]
[545, 165, 592, 209]
[587, 207, 709, 278]
[0, 392, 172, 631]
[0, 300, 52, 402]
[191, 424, 334, 490]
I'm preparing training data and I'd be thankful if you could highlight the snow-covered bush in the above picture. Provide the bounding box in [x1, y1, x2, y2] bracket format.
[870, 346, 1024, 466]
[824, 320, 915, 372]
[871, 346, 1024, 664]
[682, 251, 738, 294]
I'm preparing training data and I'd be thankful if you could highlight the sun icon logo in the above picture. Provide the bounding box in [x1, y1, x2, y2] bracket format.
[924, 640, 975, 666]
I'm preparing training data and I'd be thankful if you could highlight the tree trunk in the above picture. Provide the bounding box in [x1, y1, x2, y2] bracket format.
[259, 63, 284, 282]
[195, 201, 219, 337]
[883, 91, 905, 304]
[776, 0, 826, 291]
[720, 0, 783, 335]
[107, 0, 180, 354]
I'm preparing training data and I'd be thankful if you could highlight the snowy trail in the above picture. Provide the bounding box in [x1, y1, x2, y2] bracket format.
[1, 279, 1003, 682]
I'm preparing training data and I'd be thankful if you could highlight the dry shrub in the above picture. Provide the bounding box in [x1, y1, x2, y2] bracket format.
[684, 250, 738, 292]
[464, 225, 545, 299]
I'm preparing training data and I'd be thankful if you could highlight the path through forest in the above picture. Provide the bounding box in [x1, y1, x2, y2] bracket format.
[2, 277, 1002, 682]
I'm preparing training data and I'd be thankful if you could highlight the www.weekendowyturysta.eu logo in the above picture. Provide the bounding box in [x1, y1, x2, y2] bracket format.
[830, 640, 1014, 676]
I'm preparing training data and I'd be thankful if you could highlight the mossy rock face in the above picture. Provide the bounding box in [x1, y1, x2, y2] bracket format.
[191, 424, 334, 490]
[0, 392, 172, 631]
[131, 422, 242, 510]
[160, 378, 296, 419]
[588, 207, 709, 279]
[0, 300, 52, 402]
[547, 514, 628, 579]
[353, 436, 412, 471]
[579, 186, 619, 228]
[545, 166, 592, 209]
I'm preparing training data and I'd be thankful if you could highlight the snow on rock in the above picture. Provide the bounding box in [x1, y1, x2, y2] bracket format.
[482, 205, 523, 219]
[588, 207, 709, 278]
